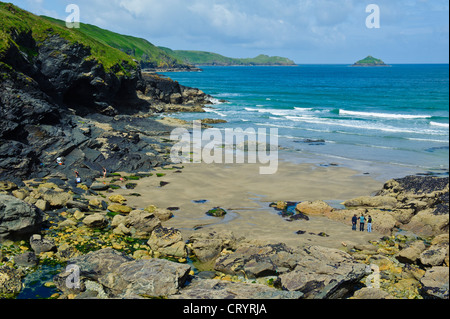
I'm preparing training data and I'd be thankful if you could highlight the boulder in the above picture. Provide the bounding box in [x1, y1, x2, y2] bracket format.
[66, 200, 90, 212]
[147, 227, 187, 258]
[144, 205, 174, 221]
[351, 288, 396, 299]
[109, 195, 127, 204]
[403, 209, 449, 237]
[0, 266, 23, 298]
[0, 194, 44, 242]
[102, 259, 191, 298]
[123, 210, 161, 238]
[107, 204, 132, 214]
[66, 248, 133, 282]
[14, 252, 38, 267]
[420, 267, 449, 299]
[58, 248, 191, 298]
[153, 208, 174, 222]
[206, 207, 227, 218]
[171, 279, 303, 300]
[188, 230, 239, 263]
[420, 246, 447, 267]
[37, 188, 72, 208]
[34, 199, 50, 212]
[342, 196, 397, 209]
[215, 243, 299, 279]
[295, 200, 334, 216]
[90, 183, 109, 191]
[30, 234, 56, 254]
[396, 241, 427, 264]
[83, 213, 109, 229]
[277, 246, 367, 299]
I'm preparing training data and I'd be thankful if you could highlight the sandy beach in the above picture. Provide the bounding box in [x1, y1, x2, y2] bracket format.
[101, 158, 385, 250]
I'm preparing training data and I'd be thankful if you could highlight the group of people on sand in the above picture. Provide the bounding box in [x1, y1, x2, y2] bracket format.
[352, 213, 373, 233]
[73, 167, 125, 185]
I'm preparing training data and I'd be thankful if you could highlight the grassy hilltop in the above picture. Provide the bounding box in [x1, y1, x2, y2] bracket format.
[159, 48, 297, 66]
[0, 2, 140, 75]
[41, 16, 191, 69]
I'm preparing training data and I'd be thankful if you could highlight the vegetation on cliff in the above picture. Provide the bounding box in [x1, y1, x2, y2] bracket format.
[159, 48, 297, 66]
[41, 16, 192, 70]
[0, 2, 138, 75]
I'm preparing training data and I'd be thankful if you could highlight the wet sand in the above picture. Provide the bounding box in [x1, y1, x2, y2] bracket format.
[107, 159, 385, 250]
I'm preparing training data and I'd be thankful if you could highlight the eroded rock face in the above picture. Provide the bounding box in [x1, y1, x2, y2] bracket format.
[188, 230, 240, 263]
[170, 279, 304, 300]
[147, 227, 187, 258]
[215, 243, 298, 279]
[55, 248, 191, 298]
[277, 246, 367, 299]
[420, 267, 449, 299]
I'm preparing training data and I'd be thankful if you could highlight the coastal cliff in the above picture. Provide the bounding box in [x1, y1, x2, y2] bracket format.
[0, 2, 212, 185]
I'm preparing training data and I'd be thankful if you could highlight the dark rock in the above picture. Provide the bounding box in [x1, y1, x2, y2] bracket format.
[0, 266, 23, 297]
[215, 243, 298, 279]
[0, 195, 44, 242]
[420, 267, 449, 299]
[278, 246, 367, 299]
[188, 231, 239, 263]
[90, 183, 109, 191]
[14, 252, 38, 267]
[171, 279, 303, 300]
[30, 234, 56, 254]
[104, 259, 191, 298]
[66, 200, 90, 212]
[206, 207, 227, 218]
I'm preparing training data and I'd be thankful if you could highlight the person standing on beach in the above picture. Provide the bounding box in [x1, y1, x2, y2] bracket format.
[352, 214, 358, 231]
[75, 170, 81, 184]
[367, 215, 373, 233]
[360, 214, 365, 232]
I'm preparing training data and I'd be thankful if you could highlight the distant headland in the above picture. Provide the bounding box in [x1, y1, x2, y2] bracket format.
[352, 56, 391, 67]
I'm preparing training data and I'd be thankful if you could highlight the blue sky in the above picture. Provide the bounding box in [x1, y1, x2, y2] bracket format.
[9, 0, 450, 64]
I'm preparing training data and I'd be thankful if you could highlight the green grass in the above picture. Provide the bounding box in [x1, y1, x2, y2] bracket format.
[1, 2, 138, 75]
[41, 16, 189, 69]
[159, 48, 296, 66]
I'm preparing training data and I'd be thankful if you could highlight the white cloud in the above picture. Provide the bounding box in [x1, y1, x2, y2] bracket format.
[9, 0, 449, 63]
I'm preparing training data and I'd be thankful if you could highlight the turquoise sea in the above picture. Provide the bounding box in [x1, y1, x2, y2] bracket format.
[162, 65, 449, 180]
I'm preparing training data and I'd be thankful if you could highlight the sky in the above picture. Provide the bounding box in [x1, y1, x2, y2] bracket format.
[8, 0, 450, 64]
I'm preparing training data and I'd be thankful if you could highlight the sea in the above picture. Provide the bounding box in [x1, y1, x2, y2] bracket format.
[161, 65, 449, 181]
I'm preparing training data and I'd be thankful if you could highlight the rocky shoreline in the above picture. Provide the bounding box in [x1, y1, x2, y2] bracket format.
[0, 172, 448, 299]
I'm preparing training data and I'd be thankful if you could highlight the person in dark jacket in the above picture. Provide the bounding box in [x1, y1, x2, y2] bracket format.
[352, 214, 358, 231]
[367, 215, 373, 233]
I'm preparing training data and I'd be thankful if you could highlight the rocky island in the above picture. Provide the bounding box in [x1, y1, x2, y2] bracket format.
[0, 2, 448, 301]
[352, 56, 390, 67]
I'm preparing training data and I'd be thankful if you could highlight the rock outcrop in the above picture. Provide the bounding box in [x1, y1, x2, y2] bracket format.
[0, 194, 44, 242]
